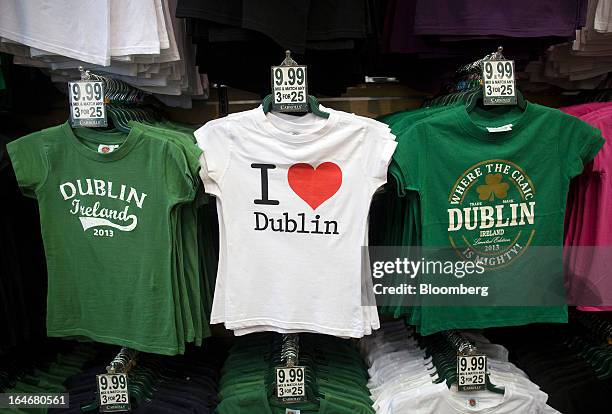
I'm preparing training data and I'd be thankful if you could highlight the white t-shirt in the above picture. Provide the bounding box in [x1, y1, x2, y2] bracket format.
[109, 0, 161, 56]
[0, 0, 110, 65]
[596, 0, 612, 32]
[362, 323, 553, 414]
[195, 107, 396, 338]
[390, 383, 540, 414]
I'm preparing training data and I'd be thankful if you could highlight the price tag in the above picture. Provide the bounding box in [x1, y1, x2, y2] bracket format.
[482, 60, 517, 106]
[96, 373, 130, 412]
[68, 81, 107, 127]
[276, 366, 306, 403]
[271, 66, 308, 112]
[457, 354, 487, 391]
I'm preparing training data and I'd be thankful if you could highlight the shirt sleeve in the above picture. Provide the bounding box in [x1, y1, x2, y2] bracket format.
[561, 115, 606, 179]
[362, 124, 398, 190]
[194, 120, 232, 197]
[164, 141, 199, 205]
[6, 131, 49, 198]
[391, 123, 425, 192]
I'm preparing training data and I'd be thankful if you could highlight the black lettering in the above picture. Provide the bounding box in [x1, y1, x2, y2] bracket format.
[297, 213, 309, 233]
[311, 214, 324, 234]
[324, 220, 338, 235]
[254, 212, 269, 230]
[284, 212, 297, 233]
[251, 163, 279, 205]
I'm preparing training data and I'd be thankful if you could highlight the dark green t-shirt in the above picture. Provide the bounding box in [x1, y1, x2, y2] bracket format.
[7, 122, 200, 355]
[392, 103, 605, 334]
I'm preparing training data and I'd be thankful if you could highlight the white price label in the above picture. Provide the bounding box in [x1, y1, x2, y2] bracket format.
[276, 366, 306, 402]
[96, 374, 130, 412]
[68, 81, 107, 127]
[482, 60, 517, 105]
[271, 66, 308, 112]
[457, 355, 487, 391]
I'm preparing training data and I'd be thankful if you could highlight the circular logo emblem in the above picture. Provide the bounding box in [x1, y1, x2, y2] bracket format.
[447, 159, 536, 269]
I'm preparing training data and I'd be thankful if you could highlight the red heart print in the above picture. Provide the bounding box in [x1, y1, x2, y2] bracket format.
[287, 162, 342, 210]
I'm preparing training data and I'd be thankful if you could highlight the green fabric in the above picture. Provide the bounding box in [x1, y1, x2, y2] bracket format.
[7, 122, 201, 355]
[129, 122, 212, 347]
[375, 106, 453, 317]
[0, 65, 5, 90]
[217, 334, 373, 413]
[391, 103, 605, 335]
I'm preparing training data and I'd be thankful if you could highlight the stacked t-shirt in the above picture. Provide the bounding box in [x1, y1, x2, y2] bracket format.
[0, 0, 204, 107]
[176, 0, 372, 97]
[48, 344, 224, 414]
[216, 333, 374, 414]
[525, 0, 612, 89]
[382, 102, 604, 335]
[195, 107, 396, 338]
[488, 324, 612, 414]
[361, 321, 559, 414]
[384, 0, 584, 57]
[7, 121, 209, 355]
[562, 102, 612, 309]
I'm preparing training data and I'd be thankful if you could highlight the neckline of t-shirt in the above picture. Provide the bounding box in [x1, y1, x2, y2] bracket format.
[455, 103, 535, 143]
[62, 122, 141, 162]
[255, 106, 340, 143]
[443, 383, 513, 413]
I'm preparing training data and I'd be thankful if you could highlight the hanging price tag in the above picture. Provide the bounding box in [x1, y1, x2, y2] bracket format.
[271, 66, 308, 112]
[68, 80, 107, 127]
[276, 366, 306, 403]
[457, 354, 487, 391]
[96, 373, 130, 412]
[482, 60, 517, 106]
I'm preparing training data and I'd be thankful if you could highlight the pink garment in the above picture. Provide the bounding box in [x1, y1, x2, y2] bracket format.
[562, 105, 612, 310]
[560, 102, 612, 118]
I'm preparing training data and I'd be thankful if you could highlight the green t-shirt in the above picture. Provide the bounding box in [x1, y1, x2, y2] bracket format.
[392, 103, 605, 335]
[376, 106, 453, 318]
[7, 122, 200, 355]
[129, 122, 210, 348]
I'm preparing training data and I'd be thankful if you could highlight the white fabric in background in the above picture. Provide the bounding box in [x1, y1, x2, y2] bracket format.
[595, 0, 612, 32]
[110, 0, 160, 56]
[0, 0, 110, 65]
[154, 0, 170, 50]
[362, 323, 554, 414]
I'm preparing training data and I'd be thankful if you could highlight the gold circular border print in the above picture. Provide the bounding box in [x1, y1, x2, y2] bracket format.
[447, 159, 536, 270]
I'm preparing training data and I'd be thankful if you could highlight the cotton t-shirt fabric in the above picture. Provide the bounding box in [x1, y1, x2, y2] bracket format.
[489, 325, 612, 414]
[217, 333, 374, 414]
[196, 107, 396, 338]
[595, 0, 612, 32]
[0, 0, 110, 65]
[392, 103, 605, 335]
[127, 121, 212, 347]
[362, 322, 554, 414]
[109, 0, 162, 56]
[413, 0, 584, 37]
[7, 122, 200, 355]
[561, 104, 612, 309]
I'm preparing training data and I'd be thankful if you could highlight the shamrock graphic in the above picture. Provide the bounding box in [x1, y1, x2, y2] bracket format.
[477, 173, 509, 201]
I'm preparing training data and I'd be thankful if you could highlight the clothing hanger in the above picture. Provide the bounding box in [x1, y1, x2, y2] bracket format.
[425, 331, 505, 394]
[261, 51, 330, 119]
[81, 348, 139, 412]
